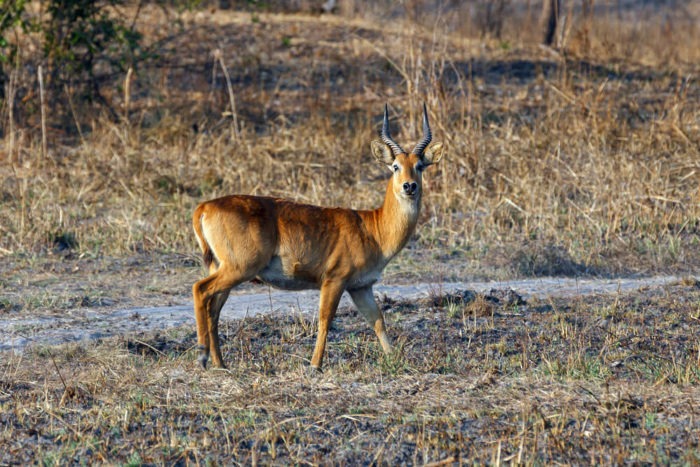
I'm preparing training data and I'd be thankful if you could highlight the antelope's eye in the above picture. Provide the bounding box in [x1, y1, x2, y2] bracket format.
[416, 163, 425, 172]
[392, 164, 400, 172]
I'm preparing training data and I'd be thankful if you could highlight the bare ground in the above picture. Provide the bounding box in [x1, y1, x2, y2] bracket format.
[0, 255, 681, 352]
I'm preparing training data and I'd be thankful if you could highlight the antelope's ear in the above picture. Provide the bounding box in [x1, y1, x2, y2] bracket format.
[422, 142, 445, 166]
[371, 140, 395, 165]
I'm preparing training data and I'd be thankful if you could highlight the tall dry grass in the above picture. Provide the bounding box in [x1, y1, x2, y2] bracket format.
[0, 2, 698, 278]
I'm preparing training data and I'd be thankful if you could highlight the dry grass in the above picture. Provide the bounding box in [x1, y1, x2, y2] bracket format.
[2, 281, 699, 464]
[1, 2, 699, 285]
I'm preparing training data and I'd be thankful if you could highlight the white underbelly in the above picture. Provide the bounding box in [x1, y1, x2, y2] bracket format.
[255, 257, 385, 291]
[256, 257, 318, 291]
[346, 267, 383, 290]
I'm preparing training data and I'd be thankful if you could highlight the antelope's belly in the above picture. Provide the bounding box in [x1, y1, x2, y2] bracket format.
[255, 256, 318, 291]
[346, 265, 384, 290]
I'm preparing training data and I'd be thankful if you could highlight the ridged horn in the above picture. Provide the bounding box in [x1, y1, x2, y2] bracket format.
[413, 103, 432, 156]
[379, 104, 405, 156]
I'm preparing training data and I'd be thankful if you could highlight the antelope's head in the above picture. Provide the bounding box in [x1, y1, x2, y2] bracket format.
[371, 104, 444, 206]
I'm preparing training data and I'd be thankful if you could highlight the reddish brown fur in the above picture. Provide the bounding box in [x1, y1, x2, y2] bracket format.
[192, 117, 444, 370]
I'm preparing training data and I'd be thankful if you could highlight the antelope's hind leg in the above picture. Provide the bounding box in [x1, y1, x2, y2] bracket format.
[206, 289, 231, 368]
[192, 266, 242, 369]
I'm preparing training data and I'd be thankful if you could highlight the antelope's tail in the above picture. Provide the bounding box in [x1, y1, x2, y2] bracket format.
[192, 204, 216, 269]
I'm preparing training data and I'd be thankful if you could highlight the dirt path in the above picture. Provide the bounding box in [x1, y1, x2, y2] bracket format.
[0, 276, 680, 352]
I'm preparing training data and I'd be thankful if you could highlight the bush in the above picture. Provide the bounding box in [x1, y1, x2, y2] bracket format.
[0, 0, 30, 98]
[0, 0, 143, 112]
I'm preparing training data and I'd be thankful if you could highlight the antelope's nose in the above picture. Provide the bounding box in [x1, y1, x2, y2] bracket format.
[403, 182, 418, 195]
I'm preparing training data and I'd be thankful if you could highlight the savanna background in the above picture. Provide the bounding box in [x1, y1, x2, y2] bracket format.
[1, 0, 699, 464]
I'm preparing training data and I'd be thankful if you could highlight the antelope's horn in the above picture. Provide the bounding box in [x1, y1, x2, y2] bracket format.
[412, 103, 432, 156]
[379, 104, 405, 156]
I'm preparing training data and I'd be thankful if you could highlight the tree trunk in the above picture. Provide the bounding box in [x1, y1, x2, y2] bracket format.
[542, 0, 561, 46]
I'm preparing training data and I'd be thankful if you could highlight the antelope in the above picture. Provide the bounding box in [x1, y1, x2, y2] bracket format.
[192, 104, 444, 370]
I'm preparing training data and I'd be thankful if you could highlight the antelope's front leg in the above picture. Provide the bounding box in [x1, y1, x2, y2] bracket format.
[310, 280, 345, 371]
[348, 286, 392, 354]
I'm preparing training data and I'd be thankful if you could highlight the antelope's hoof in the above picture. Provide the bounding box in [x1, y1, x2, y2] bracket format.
[197, 345, 209, 369]
[198, 354, 209, 369]
[307, 365, 323, 376]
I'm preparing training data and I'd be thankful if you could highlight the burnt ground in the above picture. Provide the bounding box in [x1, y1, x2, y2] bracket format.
[1, 276, 699, 464]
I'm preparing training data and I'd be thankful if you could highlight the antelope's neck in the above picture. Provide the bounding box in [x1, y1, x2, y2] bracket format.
[365, 180, 421, 260]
